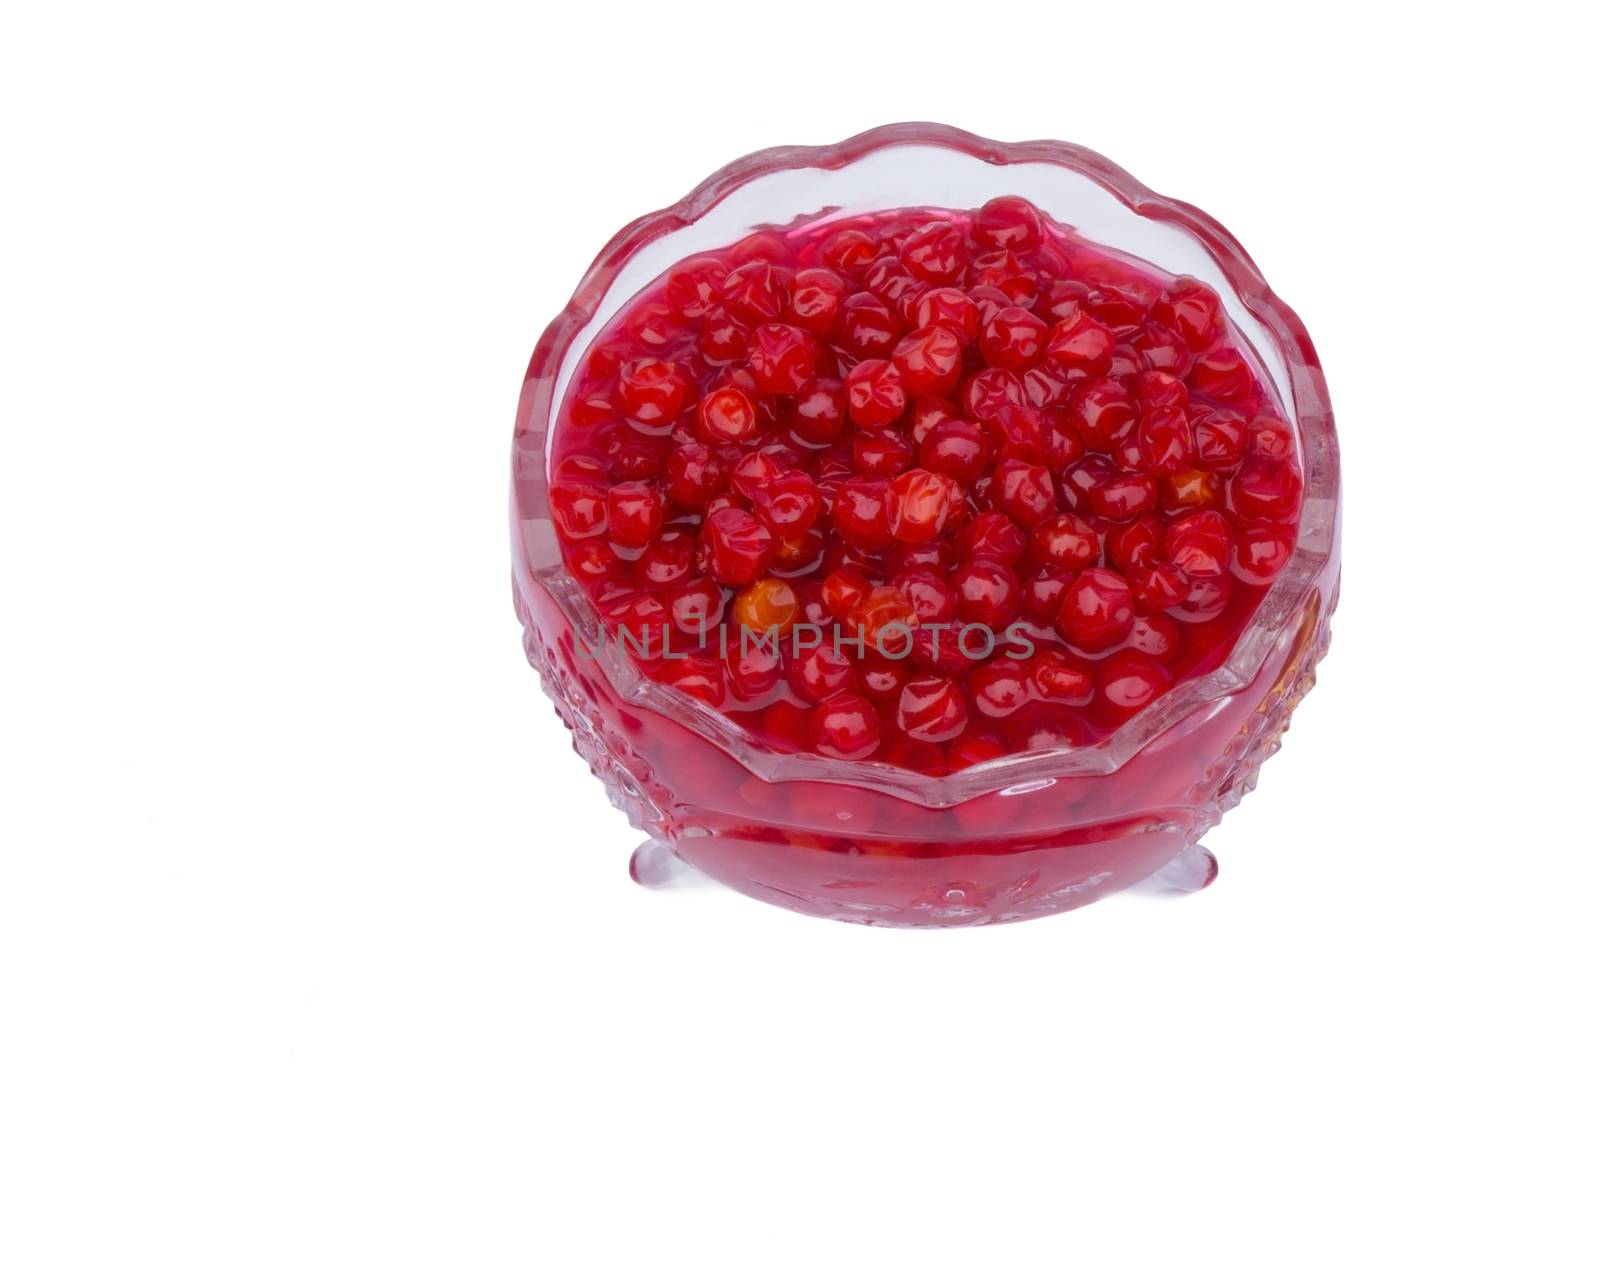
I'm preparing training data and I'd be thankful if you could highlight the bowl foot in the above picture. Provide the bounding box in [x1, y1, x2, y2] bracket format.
[628, 838, 695, 889]
[1143, 842, 1219, 894]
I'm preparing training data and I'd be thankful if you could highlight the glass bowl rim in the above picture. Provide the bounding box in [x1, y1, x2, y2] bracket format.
[511, 121, 1338, 808]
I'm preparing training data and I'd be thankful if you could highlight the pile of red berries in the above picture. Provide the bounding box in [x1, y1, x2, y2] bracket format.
[547, 199, 1302, 770]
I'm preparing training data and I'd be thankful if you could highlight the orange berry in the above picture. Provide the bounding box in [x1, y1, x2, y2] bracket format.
[732, 577, 799, 634]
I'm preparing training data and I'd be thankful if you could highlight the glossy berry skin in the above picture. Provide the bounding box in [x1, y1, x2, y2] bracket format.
[1231, 521, 1296, 585]
[973, 196, 1042, 252]
[1045, 311, 1115, 376]
[549, 481, 608, 540]
[953, 558, 1022, 628]
[810, 692, 881, 759]
[1058, 568, 1135, 652]
[1229, 456, 1303, 522]
[960, 511, 1029, 564]
[786, 268, 849, 334]
[549, 199, 1304, 769]
[911, 287, 980, 341]
[700, 507, 773, 585]
[696, 384, 757, 444]
[1097, 650, 1174, 718]
[848, 585, 918, 650]
[747, 324, 818, 395]
[616, 358, 693, 425]
[1029, 650, 1094, 705]
[971, 657, 1030, 718]
[980, 306, 1049, 370]
[920, 418, 989, 484]
[989, 458, 1055, 527]
[897, 675, 970, 742]
[893, 325, 965, 396]
[1030, 513, 1099, 572]
[789, 642, 856, 704]
[747, 470, 821, 535]
[846, 359, 907, 428]
[885, 467, 961, 544]
[894, 568, 958, 625]
[665, 442, 725, 508]
[636, 532, 693, 588]
[732, 577, 799, 634]
[664, 577, 725, 637]
[1165, 509, 1233, 578]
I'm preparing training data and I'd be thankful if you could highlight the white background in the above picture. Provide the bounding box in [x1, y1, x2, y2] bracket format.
[3, 3, 1597, 1268]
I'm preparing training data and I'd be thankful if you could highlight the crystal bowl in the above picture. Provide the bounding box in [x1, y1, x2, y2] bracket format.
[511, 123, 1339, 926]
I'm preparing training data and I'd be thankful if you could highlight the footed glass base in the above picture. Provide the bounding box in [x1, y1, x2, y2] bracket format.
[1140, 842, 1219, 894]
[629, 838, 696, 889]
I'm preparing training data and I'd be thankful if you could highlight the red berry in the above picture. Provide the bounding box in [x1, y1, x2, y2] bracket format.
[892, 325, 965, 396]
[1088, 471, 1159, 521]
[1249, 413, 1296, 461]
[1231, 521, 1296, 585]
[1188, 348, 1254, 402]
[961, 368, 1026, 422]
[1097, 650, 1173, 717]
[698, 306, 748, 364]
[1193, 409, 1248, 470]
[948, 734, 1006, 769]
[664, 577, 725, 637]
[974, 196, 1043, 252]
[885, 467, 961, 544]
[549, 480, 608, 539]
[851, 428, 915, 477]
[698, 384, 758, 443]
[664, 256, 727, 320]
[959, 511, 1028, 564]
[1058, 568, 1134, 651]
[1046, 311, 1115, 376]
[910, 286, 980, 341]
[838, 292, 902, 358]
[1069, 378, 1138, 451]
[971, 658, 1031, 718]
[820, 229, 878, 275]
[1152, 278, 1222, 351]
[1165, 509, 1232, 578]
[789, 642, 856, 703]
[747, 323, 818, 395]
[700, 507, 773, 585]
[845, 359, 907, 428]
[980, 306, 1049, 371]
[1138, 405, 1195, 474]
[664, 441, 725, 508]
[616, 358, 693, 425]
[723, 632, 783, 699]
[1229, 456, 1303, 522]
[989, 457, 1055, 527]
[900, 220, 966, 283]
[919, 416, 989, 484]
[897, 674, 970, 742]
[721, 261, 787, 325]
[1030, 512, 1099, 571]
[747, 469, 821, 535]
[953, 558, 1021, 627]
[810, 692, 881, 759]
[821, 568, 872, 620]
[790, 377, 847, 443]
[848, 585, 919, 651]
[830, 476, 894, 550]
[786, 267, 849, 334]
[1029, 650, 1094, 705]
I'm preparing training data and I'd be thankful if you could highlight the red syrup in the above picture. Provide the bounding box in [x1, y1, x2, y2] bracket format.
[547, 198, 1302, 774]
